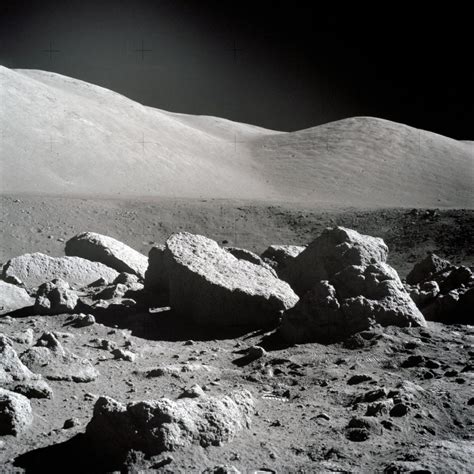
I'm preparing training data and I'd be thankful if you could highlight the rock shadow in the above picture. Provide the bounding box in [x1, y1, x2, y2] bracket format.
[14, 433, 122, 473]
[89, 306, 274, 342]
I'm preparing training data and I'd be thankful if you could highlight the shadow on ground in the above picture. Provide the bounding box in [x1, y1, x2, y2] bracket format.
[14, 434, 122, 474]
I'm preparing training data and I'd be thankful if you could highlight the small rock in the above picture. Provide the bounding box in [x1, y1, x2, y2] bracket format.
[401, 355, 425, 368]
[355, 388, 387, 404]
[390, 403, 409, 417]
[347, 374, 373, 385]
[178, 384, 206, 399]
[112, 348, 136, 362]
[63, 418, 80, 429]
[73, 313, 96, 327]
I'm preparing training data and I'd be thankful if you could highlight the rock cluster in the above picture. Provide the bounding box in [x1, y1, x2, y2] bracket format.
[0, 334, 53, 398]
[20, 332, 99, 382]
[278, 228, 425, 343]
[406, 254, 473, 324]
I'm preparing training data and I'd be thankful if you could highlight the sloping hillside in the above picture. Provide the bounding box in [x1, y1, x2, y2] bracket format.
[0, 66, 472, 207]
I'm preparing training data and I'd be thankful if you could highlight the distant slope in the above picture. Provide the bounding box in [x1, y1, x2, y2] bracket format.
[0, 66, 472, 207]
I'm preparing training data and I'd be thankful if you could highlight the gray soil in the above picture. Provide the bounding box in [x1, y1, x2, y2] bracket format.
[0, 194, 473, 473]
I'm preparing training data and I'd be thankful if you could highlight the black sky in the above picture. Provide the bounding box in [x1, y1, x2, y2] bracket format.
[0, 1, 472, 138]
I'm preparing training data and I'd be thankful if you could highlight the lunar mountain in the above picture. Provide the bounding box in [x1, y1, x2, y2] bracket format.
[0, 65, 472, 207]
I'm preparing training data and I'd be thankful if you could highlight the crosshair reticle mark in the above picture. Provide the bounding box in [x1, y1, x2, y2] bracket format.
[41, 41, 60, 62]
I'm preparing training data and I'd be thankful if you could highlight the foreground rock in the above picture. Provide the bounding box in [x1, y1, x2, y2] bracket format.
[20, 332, 99, 382]
[280, 227, 388, 296]
[66, 232, 148, 279]
[0, 335, 52, 398]
[0, 281, 34, 315]
[1, 253, 119, 289]
[163, 232, 298, 326]
[0, 388, 33, 436]
[280, 262, 426, 343]
[406, 254, 473, 324]
[86, 390, 254, 459]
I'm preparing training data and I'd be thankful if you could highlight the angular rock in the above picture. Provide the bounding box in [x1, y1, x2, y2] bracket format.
[0, 388, 33, 436]
[406, 254, 452, 285]
[35, 279, 78, 315]
[280, 227, 388, 296]
[260, 244, 306, 273]
[1, 253, 119, 290]
[0, 280, 34, 315]
[66, 232, 148, 279]
[0, 334, 52, 399]
[164, 232, 298, 326]
[20, 332, 99, 382]
[86, 390, 254, 459]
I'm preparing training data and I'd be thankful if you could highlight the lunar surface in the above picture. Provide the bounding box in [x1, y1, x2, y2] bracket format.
[0, 67, 473, 473]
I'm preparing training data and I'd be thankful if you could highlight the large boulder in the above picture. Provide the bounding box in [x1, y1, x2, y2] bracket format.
[163, 232, 298, 326]
[280, 227, 388, 296]
[1, 253, 119, 290]
[34, 279, 78, 315]
[0, 281, 34, 315]
[86, 390, 254, 460]
[260, 245, 306, 274]
[20, 332, 99, 382]
[0, 335, 52, 398]
[65, 232, 148, 279]
[280, 263, 426, 344]
[0, 388, 33, 436]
